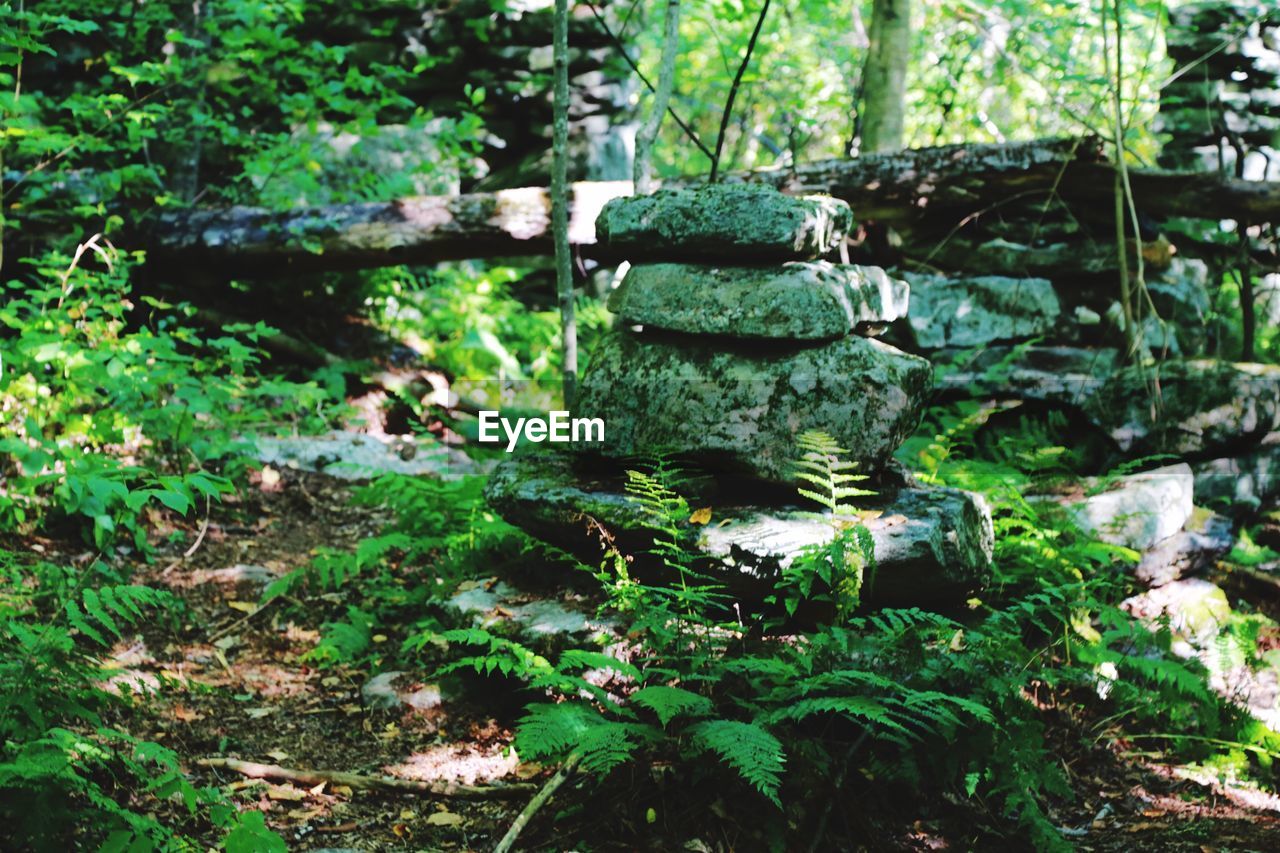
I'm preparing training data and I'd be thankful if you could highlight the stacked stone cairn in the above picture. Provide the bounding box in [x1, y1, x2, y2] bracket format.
[486, 185, 994, 609]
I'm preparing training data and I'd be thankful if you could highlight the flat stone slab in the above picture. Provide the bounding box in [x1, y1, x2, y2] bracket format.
[938, 347, 1280, 458]
[483, 453, 992, 608]
[608, 261, 909, 340]
[574, 329, 931, 482]
[252, 430, 478, 480]
[903, 273, 1059, 348]
[595, 185, 851, 262]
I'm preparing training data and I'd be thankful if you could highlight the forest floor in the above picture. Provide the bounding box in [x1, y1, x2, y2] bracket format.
[26, 466, 1280, 851]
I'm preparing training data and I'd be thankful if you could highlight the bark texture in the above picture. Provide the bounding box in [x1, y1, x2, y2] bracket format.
[860, 0, 912, 153]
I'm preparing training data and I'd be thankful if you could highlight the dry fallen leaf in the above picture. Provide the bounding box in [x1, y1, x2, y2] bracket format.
[227, 601, 258, 614]
[426, 811, 464, 827]
[515, 762, 543, 780]
[172, 705, 204, 722]
[266, 749, 289, 762]
[689, 507, 712, 525]
[266, 784, 305, 801]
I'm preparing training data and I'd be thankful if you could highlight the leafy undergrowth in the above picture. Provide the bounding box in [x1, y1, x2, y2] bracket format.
[8, 463, 1280, 851]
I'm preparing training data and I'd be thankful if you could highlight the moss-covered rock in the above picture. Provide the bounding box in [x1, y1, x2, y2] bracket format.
[608, 261, 908, 340]
[903, 273, 1059, 348]
[573, 329, 932, 482]
[483, 452, 992, 608]
[596, 185, 851, 262]
[938, 346, 1280, 458]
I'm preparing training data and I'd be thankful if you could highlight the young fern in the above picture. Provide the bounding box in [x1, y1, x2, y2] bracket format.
[779, 431, 878, 619]
[794, 430, 876, 515]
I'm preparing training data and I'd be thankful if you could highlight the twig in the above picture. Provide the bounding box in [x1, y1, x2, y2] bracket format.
[710, 0, 772, 182]
[207, 598, 276, 644]
[197, 757, 537, 799]
[184, 494, 213, 559]
[493, 751, 583, 853]
[57, 233, 115, 308]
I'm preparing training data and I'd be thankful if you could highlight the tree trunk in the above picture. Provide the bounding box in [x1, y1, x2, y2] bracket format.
[553, 0, 577, 404]
[860, 0, 912, 153]
[633, 0, 681, 194]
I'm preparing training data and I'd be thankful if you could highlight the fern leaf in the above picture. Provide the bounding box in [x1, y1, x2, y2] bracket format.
[630, 685, 714, 727]
[687, 720, 785, 805]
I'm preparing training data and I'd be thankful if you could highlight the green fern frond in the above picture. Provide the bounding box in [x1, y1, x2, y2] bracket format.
[64, 585, 172, 647]
[687, 719, 785, 806]
[630, 685, 714, 727]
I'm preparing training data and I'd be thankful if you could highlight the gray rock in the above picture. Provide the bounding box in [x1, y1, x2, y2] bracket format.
[484, 453, 993, 608]
[1134, 509, 1234, 588]
[361, 671, 445, 713]
[446, 579, 616, 643]
[574, 329, 932, 482]
[903, 273, 1059, 348]
[1067, 464, 1195, 552]
[595, 185, 851, 262]
[608, 261, 909, 340]
[1123, 578, 1231, 647]
[1145, 258, 1211, 356]
[1194, 437, 1280, 515]
[1091, 360, 1280, 457]
[935, 345, 1120, 407]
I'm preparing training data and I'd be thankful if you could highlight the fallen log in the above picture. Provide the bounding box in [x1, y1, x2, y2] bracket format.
[149, 182, 630, 276]
[144, 138, 1280, 275]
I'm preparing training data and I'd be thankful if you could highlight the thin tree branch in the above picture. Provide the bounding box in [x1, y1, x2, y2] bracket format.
[710, 0, 771, 182]
[585, 1, 711, 162]
[493, 751, 583, 853]
[633, 0, 681, 194]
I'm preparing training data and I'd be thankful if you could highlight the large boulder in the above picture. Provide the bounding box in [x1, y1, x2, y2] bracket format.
[483, 453, 993, 609]
[608, 261, 909, 340]
[595, 185, 851, 262]
[574, 329, 932, 482]
[903, 273, 1059, 348]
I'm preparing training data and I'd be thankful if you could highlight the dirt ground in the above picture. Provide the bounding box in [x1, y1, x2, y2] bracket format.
[24, 467, 1280, 851]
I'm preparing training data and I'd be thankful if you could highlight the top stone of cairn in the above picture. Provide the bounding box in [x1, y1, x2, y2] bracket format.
[595, 184, 852, 262]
